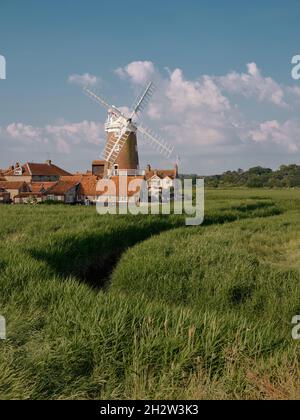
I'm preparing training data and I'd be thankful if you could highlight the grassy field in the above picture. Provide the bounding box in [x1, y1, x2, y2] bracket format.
[0, 189, 299, 400]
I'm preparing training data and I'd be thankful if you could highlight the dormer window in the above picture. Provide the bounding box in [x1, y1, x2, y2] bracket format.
[14, 167, 22, 176]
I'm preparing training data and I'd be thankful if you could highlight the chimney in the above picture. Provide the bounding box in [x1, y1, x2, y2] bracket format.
[46, 160, 52, 166]
[146, 164, 151, 172]
[15, 162, 20, 168]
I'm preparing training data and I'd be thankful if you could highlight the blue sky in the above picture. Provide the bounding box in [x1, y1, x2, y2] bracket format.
[0, 0, 300, 174]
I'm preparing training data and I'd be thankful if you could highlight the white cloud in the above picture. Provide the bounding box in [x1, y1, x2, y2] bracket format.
[129, 66, 240, 157]
[45, 120, 103, 146]
[115, 61, 156, 85]
[217, 63, 287, 107]
[166, 69, 230, 113]
[56, 137, 71, 154]
[288, 85, 300, 99]
[2, 120, 104, 155]
[2, 61, 300, 174]
[68, 73, 100, 87]
[248, 119, 300, 153]
[6, 123, 42, 143]
[114, 61, 300, 169]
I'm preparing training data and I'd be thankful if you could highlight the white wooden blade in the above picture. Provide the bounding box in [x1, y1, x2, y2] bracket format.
[83, 87, 129, 120]
[137, 123, 174, 159]
[130, 81, 155, 118]
[83, 87, 111, 110]
[103, 124, 130, 165]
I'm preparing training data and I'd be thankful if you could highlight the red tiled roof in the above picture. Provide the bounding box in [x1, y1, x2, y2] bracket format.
[0, 181, 27, 190]
[92, 160, 105, 165]
[4, 162, 71, 177]
[61, 175, 84, 183]
[46, 180, 79, 195]
[1, 166, 14, 175]
[78, 176, 98, 196]
[0, 168, 10, 176]
[145, 169, 176, 180]
[30, 182, 57, 193]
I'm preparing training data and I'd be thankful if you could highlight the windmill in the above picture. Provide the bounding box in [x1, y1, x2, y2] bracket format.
[83, 82, 174, 177]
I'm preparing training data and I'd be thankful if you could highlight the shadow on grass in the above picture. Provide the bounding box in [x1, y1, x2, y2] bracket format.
[230, 201, 277, 212]
[29, 218, 184, 290]
[204, 201, 282, 225]
[29, 202, 283, 290]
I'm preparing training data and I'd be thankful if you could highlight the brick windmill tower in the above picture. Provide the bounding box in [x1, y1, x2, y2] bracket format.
[84, 82, 173, 177]
[104, 107, 139, 175]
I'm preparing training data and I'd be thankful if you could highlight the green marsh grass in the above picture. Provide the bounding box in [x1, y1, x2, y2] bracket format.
[0, 189, 299, 399]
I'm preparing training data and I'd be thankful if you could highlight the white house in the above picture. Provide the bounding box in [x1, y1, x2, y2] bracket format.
[145, 165, 178, 201]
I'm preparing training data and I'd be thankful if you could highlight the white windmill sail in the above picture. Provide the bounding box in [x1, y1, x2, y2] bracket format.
[83, 80, 174, 165]
[137, 123, 174, 158]
[104, 126, 130, 165]
[83, 87, 128, 119]
[83, 87, 111, 111]
[130, 81, 155, 118]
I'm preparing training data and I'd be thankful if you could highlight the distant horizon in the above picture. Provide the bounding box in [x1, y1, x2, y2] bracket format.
[2, 157, 300, 179]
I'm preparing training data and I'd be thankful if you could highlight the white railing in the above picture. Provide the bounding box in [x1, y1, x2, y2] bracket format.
[109, 169, 145, 177]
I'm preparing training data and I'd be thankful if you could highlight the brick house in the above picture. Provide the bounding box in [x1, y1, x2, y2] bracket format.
[14, 182, 57, 204]
[77, 176, 99, 204]
[14, 180, 79, 204]
[30, 182, 57, 194]
[4, 161, 71, 183]
[44, 180, 79, 203]
[0, 181, 30, 201]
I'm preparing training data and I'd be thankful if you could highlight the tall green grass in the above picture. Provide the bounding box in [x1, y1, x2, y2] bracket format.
[0, 190, 299, 399]
[111, 215, 300, 320]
